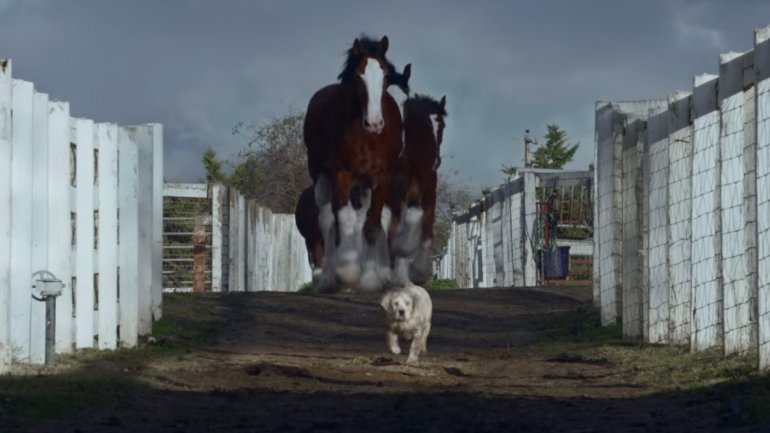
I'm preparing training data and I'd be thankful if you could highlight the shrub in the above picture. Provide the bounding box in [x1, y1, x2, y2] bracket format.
[297, 282, 313, 293]
[426, 279, 459, 290]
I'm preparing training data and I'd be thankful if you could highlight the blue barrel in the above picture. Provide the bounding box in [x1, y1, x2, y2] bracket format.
[540, 246, 571, 280]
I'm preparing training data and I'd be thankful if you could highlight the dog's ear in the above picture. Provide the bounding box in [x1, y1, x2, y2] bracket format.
[408, 288, 419, 314]
[380, 292, 392, 311]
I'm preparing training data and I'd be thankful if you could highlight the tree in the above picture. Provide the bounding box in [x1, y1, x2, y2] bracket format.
[500, 164, 518, 177]
[199, 147, 230, 184]
[432, 169, 473, 255]
[531, 123, 580, 169]
[231, 108, 311, 213]
[589, 162, 595, 171]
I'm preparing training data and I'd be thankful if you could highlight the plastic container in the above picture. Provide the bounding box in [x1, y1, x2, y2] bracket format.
[540, 246, 571, 280]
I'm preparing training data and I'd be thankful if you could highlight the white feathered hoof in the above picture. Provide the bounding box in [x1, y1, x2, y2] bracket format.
[335, 249, 361, 286]
[313, 271, 342, 294]
[393, 207, 423, 257]
[409, 256, 432, 286]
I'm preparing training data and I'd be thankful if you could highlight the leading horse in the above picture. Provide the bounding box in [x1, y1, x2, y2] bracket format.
[303, 35, 405, 294]
[295, 59, 411, 287]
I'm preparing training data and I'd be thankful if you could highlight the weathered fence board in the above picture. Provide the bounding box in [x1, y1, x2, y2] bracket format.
[667, 90, 694, 347]
[10, 79, 34, 362]
[690, 73, 722, 353]
[97, 123, 119, 350]
[48, 100, 73, 354]
[118, 127, 140, 348]
[74, 117, 95, 349]
[30, 90, 50, 364]
[0, 59, 12, 375]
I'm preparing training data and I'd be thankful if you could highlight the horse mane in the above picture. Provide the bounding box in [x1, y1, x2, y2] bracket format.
[404, 94, 448, 118]
[337, 34, 393, 83]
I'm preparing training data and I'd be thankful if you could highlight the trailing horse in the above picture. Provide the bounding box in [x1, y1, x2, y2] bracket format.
[390, 93, 447, 285]
[303, 34, 405, 294]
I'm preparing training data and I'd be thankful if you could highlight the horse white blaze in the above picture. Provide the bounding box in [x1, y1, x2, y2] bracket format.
[362, 58, 385, 133]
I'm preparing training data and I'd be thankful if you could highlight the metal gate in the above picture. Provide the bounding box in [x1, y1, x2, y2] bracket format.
[162, 184, 213, 292]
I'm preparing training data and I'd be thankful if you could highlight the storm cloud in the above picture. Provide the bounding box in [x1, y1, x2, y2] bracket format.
[1, 0, 769, 192]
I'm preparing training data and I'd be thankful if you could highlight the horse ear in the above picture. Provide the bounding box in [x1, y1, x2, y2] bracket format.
[403, 64, 411, 80]
[380, 35, 389, 54]
[353, 38, 364, 56]
[440, 95, 446, 108]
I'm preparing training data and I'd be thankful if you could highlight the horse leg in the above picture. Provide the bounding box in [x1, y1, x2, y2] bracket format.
[331, 170, 361, 288]
[393, 182, 424, 259]
[311, 236, 325, 284]
[409, 192, 436, 286]
[314, 173, 342, 294]
[359, 184, 393, 292]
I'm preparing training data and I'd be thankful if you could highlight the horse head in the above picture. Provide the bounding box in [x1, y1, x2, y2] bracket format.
[338, 35, 392, 134]
[388, 63, 411, 96]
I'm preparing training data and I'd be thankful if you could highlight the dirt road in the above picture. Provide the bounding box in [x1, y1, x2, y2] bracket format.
[3, 285, 768, 432]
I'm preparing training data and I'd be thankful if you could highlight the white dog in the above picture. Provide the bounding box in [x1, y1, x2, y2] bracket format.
[380, 283, 433, 364]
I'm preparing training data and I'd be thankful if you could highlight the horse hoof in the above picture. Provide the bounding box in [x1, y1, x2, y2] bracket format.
[335, 250, 361, 285]
[313, 277, 341, 294]
[337, 205, 357, 236]
[409, 261, 431, 286]
[358, 269, 382, 292]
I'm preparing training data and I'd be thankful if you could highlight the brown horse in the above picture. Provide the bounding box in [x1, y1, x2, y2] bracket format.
[303, 35, 405, 294]
[296, 60, 411, 289]
[389, 93, 447, 285]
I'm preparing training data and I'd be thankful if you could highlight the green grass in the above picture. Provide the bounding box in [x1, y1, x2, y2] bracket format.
[0, 292, 226, 421]
[298, 281, 314, 293]
[533, 304, 770, 423]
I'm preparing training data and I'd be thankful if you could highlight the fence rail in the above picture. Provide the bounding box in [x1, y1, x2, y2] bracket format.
[593, 24, 770, 371]
[434, 169, 594, 288]
[0, 59, 164, 374]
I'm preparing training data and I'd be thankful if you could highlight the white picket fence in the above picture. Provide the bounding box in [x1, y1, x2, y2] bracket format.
[594, 25, 770, 371]
[0, 59, 164, 374]
[434, 169, 594, 288]
[162, 183, 313, 293]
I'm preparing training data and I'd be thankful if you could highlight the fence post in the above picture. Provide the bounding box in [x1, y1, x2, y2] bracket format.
[210, 184, 224, 292]
[594, 102, 611, 307]
[522, 172, 537, 287]
[0, 59, 13, 374]
[621, 116, 643, 338]
[193, 215, 208, 293]
[150, 124, 164, 321]
[754, 25, 770, 370]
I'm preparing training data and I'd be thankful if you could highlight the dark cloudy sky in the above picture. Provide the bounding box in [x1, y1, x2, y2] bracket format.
[1, 0, 769, 193]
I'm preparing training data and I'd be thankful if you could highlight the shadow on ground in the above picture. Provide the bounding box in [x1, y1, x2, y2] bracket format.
[1, 286, 768, 432]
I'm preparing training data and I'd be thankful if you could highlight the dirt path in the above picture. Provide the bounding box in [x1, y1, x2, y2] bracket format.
[4, 286, 768, 432]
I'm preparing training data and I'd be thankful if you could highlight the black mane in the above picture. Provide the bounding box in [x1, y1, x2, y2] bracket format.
[338, 34, 390, 83]
[404, 93, 448, 117]
[337, 34, 408, 93]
